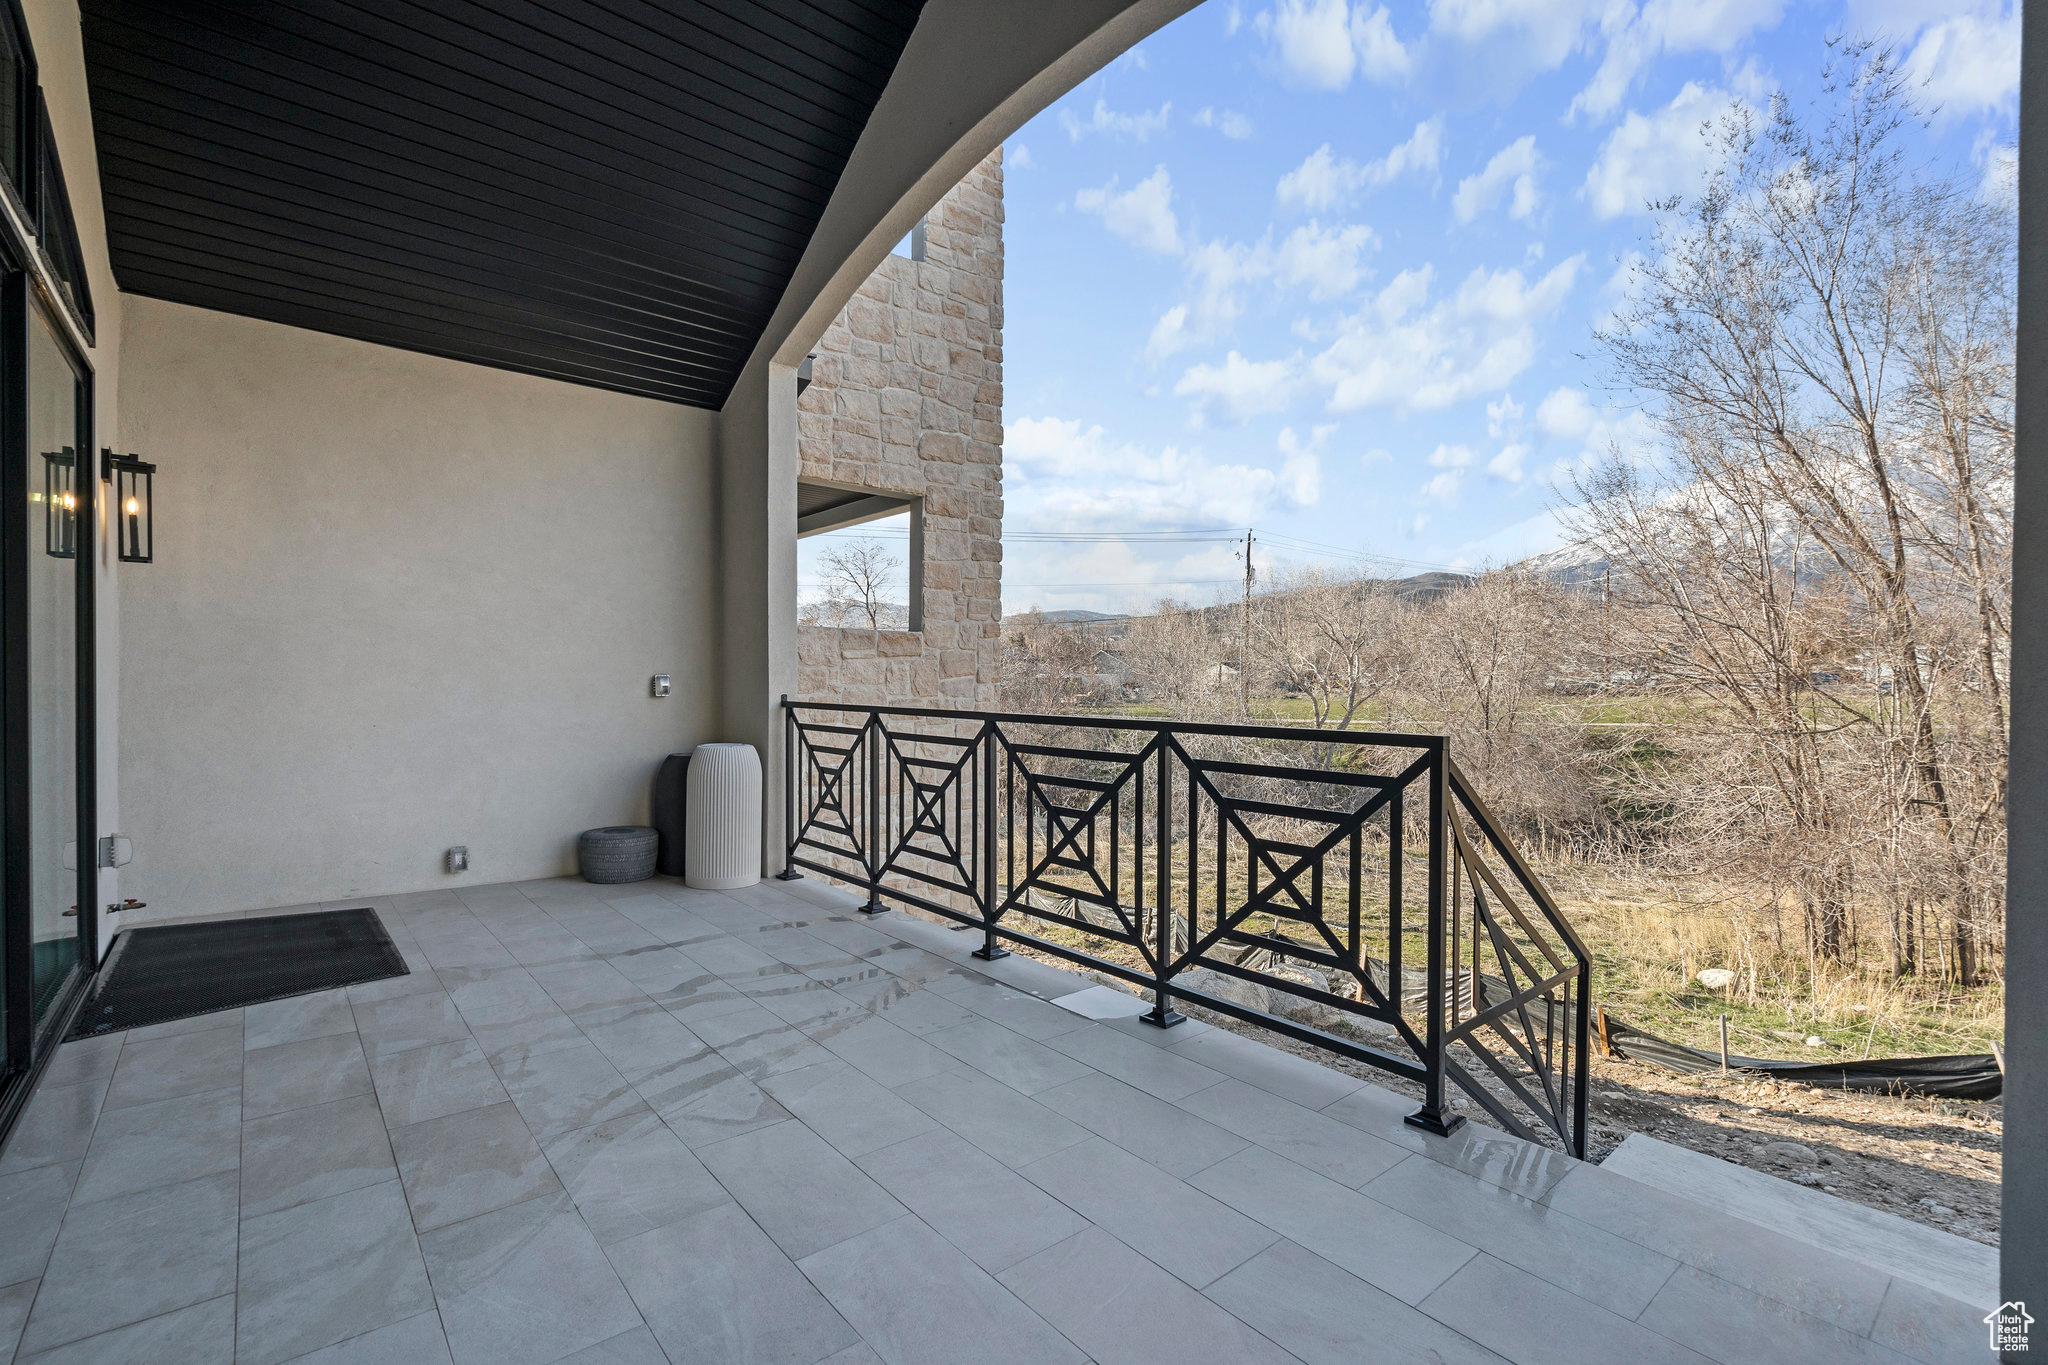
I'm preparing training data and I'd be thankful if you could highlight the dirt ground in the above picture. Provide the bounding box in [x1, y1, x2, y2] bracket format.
[992, 938, 2003, 1250]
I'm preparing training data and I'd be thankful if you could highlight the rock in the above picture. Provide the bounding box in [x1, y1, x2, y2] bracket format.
[1919, 1198, 1957, 1217]
[1791, 1171, 1824, 1187]
[1696, 968, 1738, 990]
[1804, 1035, 1826, 1048]
[1760, 1141, 1819, 1166]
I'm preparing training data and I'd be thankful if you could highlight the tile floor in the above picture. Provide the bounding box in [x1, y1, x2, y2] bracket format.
[0, 875, 1995, 1365]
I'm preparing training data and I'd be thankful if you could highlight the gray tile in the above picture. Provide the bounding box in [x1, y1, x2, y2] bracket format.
[15, 1295, 235, 1365]
[602, 948, 700, 995]
[756, 978, 873, 1032]
[695, 1120, 906, 1260]
[1168, 1028, 1367, 1110]
[244, 990, 358, 1050]
[1362, 1153, 1678, 1318]
[351, 991, 472, 1058]
[244, 1033, 374, 1118]
[102, 1026, 244, 1111]
[1418, 1254, 1715, 1365]
[1541, 1165, 1893, 1333]
[637, 1047, 792, 1149]
[759, 1060, 938, 1158]
[1000, 1226, 1296, 1365]
[349, 968, 444, 1005]
[0, 1082, 105, 1178]
[370, 1039, 510, 1128]
[1188, 1146, 1474, 1304]
[19, 1172, 239, 1355]
[935, 980, 1092, 1040]
[467, 1011, 587, 1064]
[241, 1092, 398, 1217]
[892, 1067, 1090, 1169]
[925, 1018, 1092, 1095]
[856, 1128, 1088, 1274]
[447, 969, 561, 1030]
[573, 1003, 705, 1084]
[1035, 1072, 1250, 1178]
[1315, 1083, 1435, 1153]
[34, 1037, 121, 1090]
[1043, 1024, 1226, 1100]
[799, 1215, 1084, 1365]
[1205, 1239, 1510, 1365]
[833, 977, 978, 1035]
[813, 1013, 954, 1087]
[493, 1040, 647, 1140]
[420, 1192, 641, 1365]
[1416, 1120, 1582, 1200]
[606, 1201, 858, 1365]
[0, 1278, 32, 1365]
[1639, 1265, 1918, 1365]
[413, 930, 517, 971]
[73, 1085, 242, 1206]
[545, 1325, 668, 1365]
[235, 1179, 436, 1365]
[541, 1110, 729, 1245]
[708, 1015, 837, 1080]
[1020, 1137, 1279, 1290]
[0, 1163, 75, 1287]
[390, 1102, 562, 1233]
[122, 1009, 244, 1043]
[283, 1311, 453, 1365]
[1177, 1076, 1409, 1188]
[1871, 1277, 2002, 1365]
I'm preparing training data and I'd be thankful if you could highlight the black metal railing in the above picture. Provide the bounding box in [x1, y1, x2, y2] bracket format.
[781, 700, 1591, 1156]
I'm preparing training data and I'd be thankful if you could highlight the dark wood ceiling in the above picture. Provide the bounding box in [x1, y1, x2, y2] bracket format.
[80, 0, 926, 408]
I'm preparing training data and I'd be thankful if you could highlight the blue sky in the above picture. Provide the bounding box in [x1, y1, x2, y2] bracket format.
[995, 0, 2019, 616]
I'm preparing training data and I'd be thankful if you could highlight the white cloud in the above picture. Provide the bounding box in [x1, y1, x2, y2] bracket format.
[1254, 0, 1410, 90]
[1007, 143, 1034, 170]
[1981, 143, 2018, 207]
[1849, 0, 2019, 119]
[1006, 415, 1322, 528]
[1535, 385, 1656, 469]
[1059, 98, 1172, 143]
[1076, 167, 1183, 254]
[1426, 0, 1614, 70]
[1583, 83, 1739, 219]
[1452, 136, 1546, 223]
[1195, 107, 1256, 140]
[1487, 443, 1530, 481]
[1486, 393, 1524, 437]
[1276, 121, 1443, 211]
[1427, 443, 1476, 467]
[1306, 256, 1585, 413]
[1147, 221, 1379, 360]
[1569, 0, 1786, 122]
[1420, 468, 1466, 504]
[1174, 351, 1302, 424]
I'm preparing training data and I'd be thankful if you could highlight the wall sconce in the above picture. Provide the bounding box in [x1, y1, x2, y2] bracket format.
[102, 450, 154, 563]
[42, 447, 76, 558]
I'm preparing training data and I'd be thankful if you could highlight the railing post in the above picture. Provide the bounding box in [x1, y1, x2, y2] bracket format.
[1406, 744, 1464, 1137]
[1144, 739, 1183, 1028]
[776, 697, 803, 880]
[972, 720, 1009, 961]
[859, 711, 887, 914]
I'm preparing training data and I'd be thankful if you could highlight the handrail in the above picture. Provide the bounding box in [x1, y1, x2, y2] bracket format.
[781, 699, 1590, 1155]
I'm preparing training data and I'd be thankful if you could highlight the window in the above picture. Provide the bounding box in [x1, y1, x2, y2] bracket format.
[796, 482, 922, 631]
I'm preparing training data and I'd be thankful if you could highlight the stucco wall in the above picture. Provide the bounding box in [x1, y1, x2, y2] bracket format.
[115, 296, 720, 921]
[796, 150, 1004, 707]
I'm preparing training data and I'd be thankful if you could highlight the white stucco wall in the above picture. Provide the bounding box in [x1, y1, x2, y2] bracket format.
[115, 296, 720, 920]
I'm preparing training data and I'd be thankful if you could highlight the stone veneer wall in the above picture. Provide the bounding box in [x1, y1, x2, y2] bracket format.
[796, 150, 1003, 707]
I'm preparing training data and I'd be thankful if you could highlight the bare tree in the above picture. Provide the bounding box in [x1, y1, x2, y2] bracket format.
[816, 539, 905, 630]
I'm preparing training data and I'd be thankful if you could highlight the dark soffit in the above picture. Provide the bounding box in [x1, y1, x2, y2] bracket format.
[80, 0, 926, 408]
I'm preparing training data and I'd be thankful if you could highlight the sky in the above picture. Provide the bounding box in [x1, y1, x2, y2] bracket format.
[991, 0, 2020, 617]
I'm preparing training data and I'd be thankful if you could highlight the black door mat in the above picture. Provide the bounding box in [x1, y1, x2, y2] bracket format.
[69, 909, 409, 1040]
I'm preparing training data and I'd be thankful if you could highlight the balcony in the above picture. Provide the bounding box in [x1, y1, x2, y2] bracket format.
[0, 869, 1991, 1365]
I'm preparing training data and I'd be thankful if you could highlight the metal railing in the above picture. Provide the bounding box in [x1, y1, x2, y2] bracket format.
[781, 700, 1591, 1155]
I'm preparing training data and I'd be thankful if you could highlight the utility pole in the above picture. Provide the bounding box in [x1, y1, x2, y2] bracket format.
[1240, 529, 1255, 721]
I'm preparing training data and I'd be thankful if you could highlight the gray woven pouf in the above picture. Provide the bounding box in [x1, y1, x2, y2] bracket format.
[579, 826, 658, 884]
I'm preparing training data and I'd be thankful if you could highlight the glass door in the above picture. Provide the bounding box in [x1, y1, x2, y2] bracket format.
[25, 296, 80, 1025]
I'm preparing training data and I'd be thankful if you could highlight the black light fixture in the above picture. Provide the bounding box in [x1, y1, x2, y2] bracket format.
[102, 449, 154, 563]
[42, 446, 76, 558]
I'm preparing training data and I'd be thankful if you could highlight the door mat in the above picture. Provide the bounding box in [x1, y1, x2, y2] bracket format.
[68, 908, 408, 1039]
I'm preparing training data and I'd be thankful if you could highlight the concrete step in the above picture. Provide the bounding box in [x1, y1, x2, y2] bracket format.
[1601, 1133, 1999, 1310]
